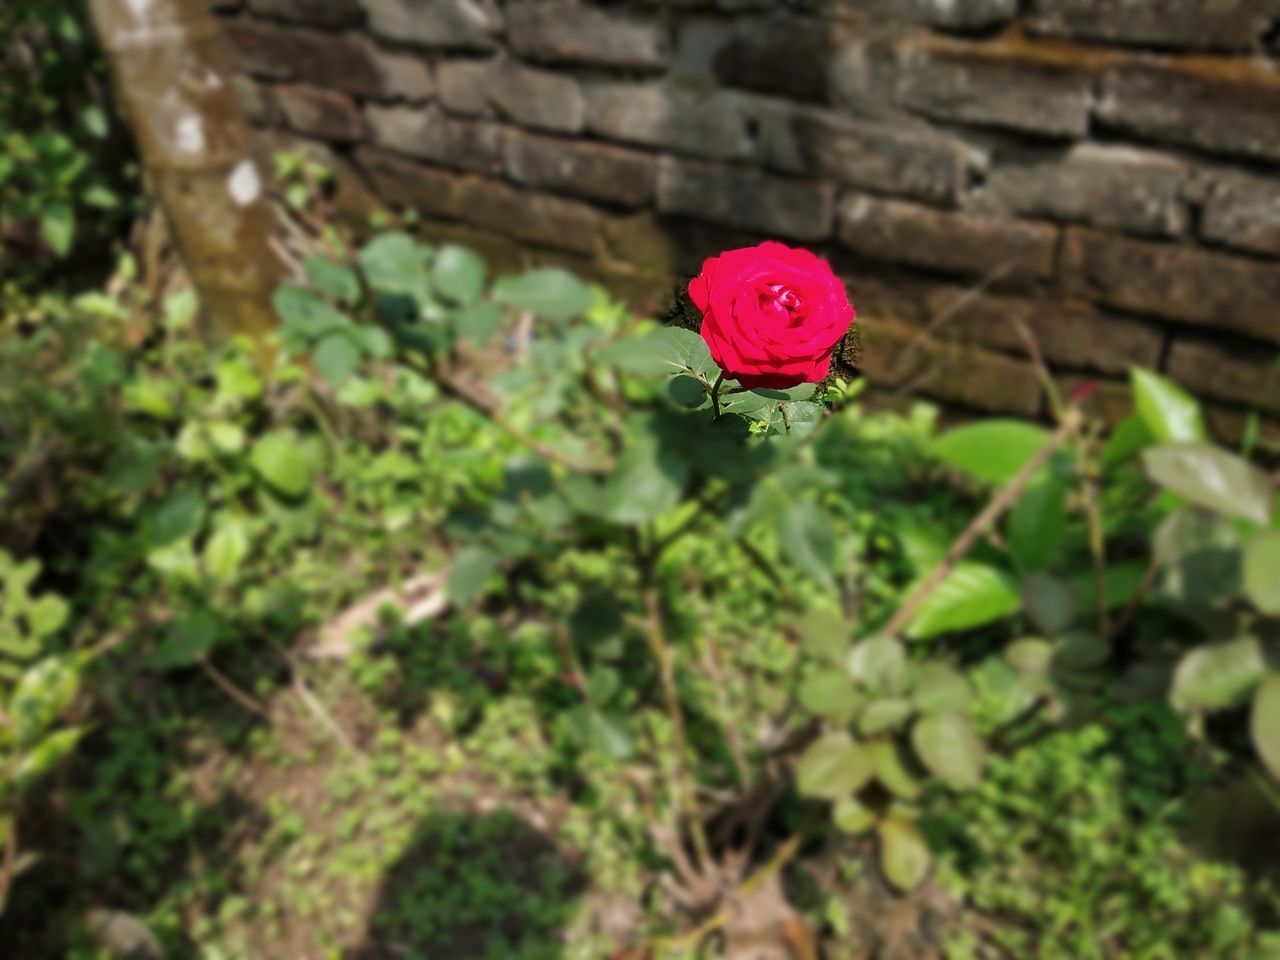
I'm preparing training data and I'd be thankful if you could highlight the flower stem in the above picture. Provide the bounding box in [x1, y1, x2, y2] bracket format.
[709, 371, 726, 420]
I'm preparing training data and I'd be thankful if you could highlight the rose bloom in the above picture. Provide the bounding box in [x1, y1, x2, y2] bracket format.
[687, 242, 855, 390]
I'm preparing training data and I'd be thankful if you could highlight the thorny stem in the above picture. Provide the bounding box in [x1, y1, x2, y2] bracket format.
[639, 552, 713, 872]
[880, 407, 1084, 639]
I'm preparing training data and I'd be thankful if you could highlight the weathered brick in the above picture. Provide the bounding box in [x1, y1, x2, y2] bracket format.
[600, 212, 757, 281]
[275, 85, 363, 142]
[437, 58, 584, 132]
[1167, 338, 1280, 414]
[437, 60, 493, 116]
[503, 132, 656, 207]
[1205, 406, 1280, 448]
[584, 82, 752, 161]
[657, 157, 834, 241]
[837, 194, 1057, 282]
[355, 148, 602, 255]
[362, 0, 501, 50]
[1052, 375, 1133, 426]
[373, 50, 434, 103]
[1028, 0, 1279, 52]
[244, 0, 362, 27]
[920, 288, 1165, 374]
[876, 0, 1019, 32]
[1097, 60, 1280, 162]
[1061, 228, 1280, 343]
[895, 39, 1097, 138]
[507, 1, 668, 69]
[858, 317, 1044, 415]
[753, 106, 980, 204]
[828, 33, 910, 121]
[981, 144, 1188, 237]
[364, 105, 503, 175]
[224, 21, 386, 98]
[1200, 172, 1280, 257]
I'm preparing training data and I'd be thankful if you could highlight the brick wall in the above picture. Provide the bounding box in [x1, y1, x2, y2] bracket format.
[212, 0, 1280, 436]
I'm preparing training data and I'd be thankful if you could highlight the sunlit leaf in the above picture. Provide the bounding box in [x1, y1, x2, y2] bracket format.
[911, 712, 985, 789]
[304, 256, 360, 304]
[795, 731, 873, 800]
[447, 546, 501, 605]
[1143, 442, 1271, 526]
[930, 420, 1051, 485]
[1132, 367, 1206, 444]
[432, 244, 486, 305]
[493, 268, 592, 321]
[1171, 637, 1267, 712]
[1251, 675, 1280, 781]
[251, 433, 312, 498]
[1244, 531, 1280, 616]
[877, 816, 931, 891]
[906, 563, 1020, 640]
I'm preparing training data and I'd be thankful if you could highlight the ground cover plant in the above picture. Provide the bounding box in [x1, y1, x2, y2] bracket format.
[2, 160, 1279, 957]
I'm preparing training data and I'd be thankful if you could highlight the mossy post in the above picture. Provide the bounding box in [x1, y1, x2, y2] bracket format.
[87, 0, 284, 339]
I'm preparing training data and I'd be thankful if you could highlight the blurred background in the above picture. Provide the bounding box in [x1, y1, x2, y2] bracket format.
[2, 1, 1280, 958]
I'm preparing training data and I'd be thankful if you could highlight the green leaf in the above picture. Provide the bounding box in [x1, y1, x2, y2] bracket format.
[666, 375, 708, 408]
[1005, 637, 1055, 676]
[358, 232, 431, 297]
[777, 500, 836, 587]
[847, 636, 906, 692]
[795, 731, 873, 800]
[447, 547, 501, 605]
[26, 594, 69, 639]
[912, 664, 973, 714]
[454, 302, 504, 346]
[273, 284, 351, 342]
[16, 726, 85, 789]
[40, 203, 75, 256]
[833, 796, 878, 834]
[313, 332, 363, 385]
[204, 523, 249, 584]
[1142, 443, 1272, 526]
[148, 611, 219, 670]
[1102, 413, 1154, 469]
[432, 244, 486, 305]
[798, 672, 863, 723]
[12, 656, 80, 747]
[149, 487, 206, 546]
[570, 707, 633, 761]
[911, 712, 985, 789]
[251, 433, 313, 498]
[1021, 573, 1077, 635]
[1007, 477, 1067, 573]
[930, 421, 1051, 485]
[304, 256, 360, 304]
[493, 268, 592, 321]
[870, 739, 923, 800]
[877, 817, 931, 892]
[1251, 675, 1280, 781]
[858, 698, 914, 735]
[1132, 367, 1206, 444]
[905, 563, 1021, 640]
[1171, 637, 1267, 712]
[603, 432, 689, 525]
[793, 609, 850, 665]
[1055, 631, 1110, 671]
[207, 422, 245, 455]
[1244, 531, 1280, 616]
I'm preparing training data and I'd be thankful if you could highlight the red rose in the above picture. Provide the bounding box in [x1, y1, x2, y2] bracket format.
[687, 242, 855, 390]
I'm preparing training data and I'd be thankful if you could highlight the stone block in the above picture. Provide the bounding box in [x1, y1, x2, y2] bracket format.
[837, 194, 1057, 282]
[875, 0, 1019, 32]
[365, 105, 503, 175]
[656, 157, 835, 241]
[503, 132, 657, 207]
[373, 51, 434, 103]
[224, 21, 387, 98]
[507, 1, 668, 69]
[895, 39, 1097, 138]
[1052, 375, 1133, 426]
[275, 85, 364, 142]
[1167, 338, 1280, 414]
[584, 82, 752, 161]
[244, 0, 363, 26]
[708, 15, 844, 102]
[1200, 172, 1280, 257]
[363, 0, 501, 50]
[437, 58, 584, 133]
[858, 316, 1044, 415]
[920, 288, 1165, 374]
[981, 143, 1188, 237]
[1205, 406, 1280, 448]
[437, 60, 493, 116]
[1061, 228, 1280, 343]
[1028, 0, 1279, 52]
[1098, 60, 1280, 161]
[355, 148, 603, 255]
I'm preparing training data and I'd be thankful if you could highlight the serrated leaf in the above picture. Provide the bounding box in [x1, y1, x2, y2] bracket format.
[447, 547, 501, 605]
[1021, 573, 1077, 635]
[795, 731, 873, 800]
[493, 268, 592, 321]
[911, 712, 985, 789]
[432, 244, 486, 305]
[1142, 442, 1272, 526]
[906, 563, 1021, 640]
[931, 420, 1051, 485]
[1171, 637, 1267, 712]
[1132, 367, 1206, 444]
[1244, 531, 1280, 616]
[1251, 675, 1280, 781]
[877, 817, 931, 892]
[251, 433, 312, 498]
